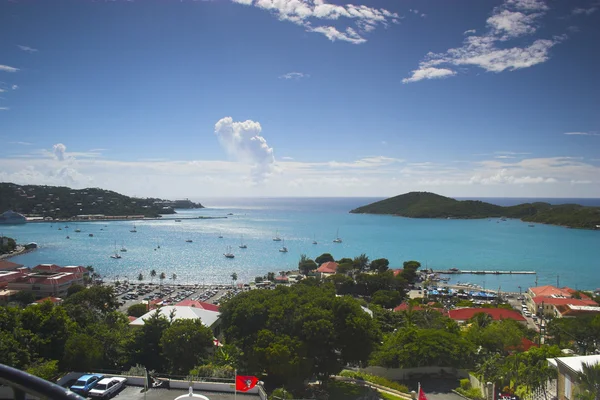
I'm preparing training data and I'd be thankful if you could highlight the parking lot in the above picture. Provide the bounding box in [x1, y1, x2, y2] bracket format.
[113, 282, 244, 313]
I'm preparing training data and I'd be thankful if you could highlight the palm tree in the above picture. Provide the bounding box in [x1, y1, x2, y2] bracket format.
[150, 269, 157, 283]
[576, 362, 600, 400]
[471, 312, 493, 329]
[231, 272, 238, 287]
[171, 273, 177, 283]
[159, 272, 166, 295]
[138, 273, 144, 282]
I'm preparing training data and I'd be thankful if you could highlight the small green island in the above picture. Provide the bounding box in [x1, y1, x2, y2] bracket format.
[350, 191, 600, 230]
[0, 182, 204, 219]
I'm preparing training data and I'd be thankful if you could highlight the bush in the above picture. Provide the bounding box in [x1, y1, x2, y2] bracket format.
[269, 388, 293, 400]
[460, 378, 471, 390]
[26, 359, 59, 381]
[189, 363, 235, 379]
[127, 303, 148, 317]
[455, 387, 484, 400]
[339, 370, 409, 393]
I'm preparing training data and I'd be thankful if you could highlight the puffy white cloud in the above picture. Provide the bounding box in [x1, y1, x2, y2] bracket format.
[12, 85, 18, 90]
[214, 117, 275, 183]
[402, 67, 456, 83]
[403, 0, 563, 83]
[230, 0, 399, 44]
[279, 72, 309, 79]
[0, 65, 19, 73]
[53, 143, 67, 161]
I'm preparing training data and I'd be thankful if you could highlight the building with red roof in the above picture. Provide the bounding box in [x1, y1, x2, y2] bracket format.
[33, 264, 62, 273]
[393, 302, 446, 314]
[0, 260, 23, 271]
[35, 297, 63, 305]
[275, 275, 289, 283]
[448, 307, 526, 324]
[0, 270, 25, 289]
[7, 267, 84, 299]
[391, 269, 404, 277]
[316, 261, 338, 277]
[175, 299, 220, 312]
[526, 285, 598, 318]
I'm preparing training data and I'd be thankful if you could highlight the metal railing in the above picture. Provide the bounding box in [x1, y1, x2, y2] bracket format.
[0, 363, 84, 400]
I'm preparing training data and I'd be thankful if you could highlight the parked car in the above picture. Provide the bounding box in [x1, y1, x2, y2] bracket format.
[70, 374, 104, 395]
[89, 377, 127, 399]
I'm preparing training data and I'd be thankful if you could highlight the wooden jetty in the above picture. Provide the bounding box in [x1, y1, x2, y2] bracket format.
[432, 270, 536, 275]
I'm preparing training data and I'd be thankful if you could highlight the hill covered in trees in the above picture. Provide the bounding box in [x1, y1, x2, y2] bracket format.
[0, 182, 203, 219]
[350, 192, 600, 229]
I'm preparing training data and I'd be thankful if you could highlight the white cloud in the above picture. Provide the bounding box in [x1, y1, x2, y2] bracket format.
[564, 132, 599, 136]
[214, 117, 275, 183]
[464, 29, 477, 35]
[403, 0, 564, 83]
[230, 0, 399, 44]
[279, 72, 309, 79]
[17, 45, 38, 53]
[52, 143, 68, 161]
[402, 67, 456, 83]
[572, 6, 598, 16]
[0, 65, 19, 73]
[9, 141, 32, 145]
[12, 85, 18, 90]
[0, 107, 9, 111]
[281, 156, 294, 160]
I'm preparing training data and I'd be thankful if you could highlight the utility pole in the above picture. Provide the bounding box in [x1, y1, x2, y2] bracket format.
[518, 286, 522, 296]
[535, 274, 538, 287]
[557, 274, 560, 287]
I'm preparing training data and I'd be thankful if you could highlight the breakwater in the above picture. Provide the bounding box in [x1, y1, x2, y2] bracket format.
[433, 270, 536, 275]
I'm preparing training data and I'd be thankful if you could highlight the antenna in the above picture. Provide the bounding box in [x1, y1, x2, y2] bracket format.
[557, 274, 560, 287]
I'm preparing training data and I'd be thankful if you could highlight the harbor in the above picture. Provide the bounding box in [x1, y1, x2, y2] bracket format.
[432, 269, 536, 275]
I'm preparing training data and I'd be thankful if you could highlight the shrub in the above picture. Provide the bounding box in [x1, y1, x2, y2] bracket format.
[456, 387, 484, 400]
[339, 370, 409, 393]
[269, 388, 293, 400]
[460, 378, 471, 390]
[189, 363, 235, 379]
[127, 303, 148, 317]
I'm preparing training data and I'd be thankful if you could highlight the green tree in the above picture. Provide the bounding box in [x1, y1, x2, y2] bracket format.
[67, 284, 85, 297]
[315, 253, 334, 265]
[371, 290, 403, 309]
[337, 262, 354, 275]
[132, 309, 170, 371]
[267, 272, 275, 282]
[353, 253, 370, 271]
[150, 269, 157, 283]
[13, 290, 35, 305]
[326, 274, 355, 295]
[63, 333, 103, 371]
[127, 303, 148, 317]
[470, 312, 493, 329]
[160, 319, 213, 374]
[298, 254, 318, 275]
[576, 362, 600, 400]
[138, 273, 144, 282]
[400, 261, 421, 284]
[369, 258, 390, 273]
[26, 359, 59, 381]
[171, 273, 177, 282]
[231, 272, 238, 286]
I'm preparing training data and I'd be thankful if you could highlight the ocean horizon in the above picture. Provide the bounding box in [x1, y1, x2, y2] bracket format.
[3, 196, 599, 292]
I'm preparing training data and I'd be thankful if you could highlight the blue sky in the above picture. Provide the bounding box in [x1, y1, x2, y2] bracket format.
[1, 0, 599, 198]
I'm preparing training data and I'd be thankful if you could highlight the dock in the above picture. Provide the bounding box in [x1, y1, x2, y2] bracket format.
[432, 270, 536, 275]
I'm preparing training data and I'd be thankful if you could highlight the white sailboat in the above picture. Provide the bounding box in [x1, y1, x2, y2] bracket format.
[218, 231, 223, 239]
[273, 230, 282, 241]
[120, 241, 127, 252]
[279, 239, 288, 253]
[130, 224, 137, 233]
[224, 246, 235, 258]
[111, 241, 121, 259]
[74, 224, 81, 233]
[333, 228, 342, 243]
[312, 234, 317, 245]
[239, 235, 247, 249]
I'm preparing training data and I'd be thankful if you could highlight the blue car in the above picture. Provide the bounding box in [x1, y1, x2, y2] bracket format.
[70, 374, 104, 395]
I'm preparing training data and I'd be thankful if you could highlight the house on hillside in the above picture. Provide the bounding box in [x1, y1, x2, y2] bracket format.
[548, 354, 600, 400]
[526, 285, 598, 318]
[316, 261, 338, 278]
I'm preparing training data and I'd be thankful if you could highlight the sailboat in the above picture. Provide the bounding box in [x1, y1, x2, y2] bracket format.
[312, 234, 317, 245]
[279, 239, 288, 253]
[186, 239, 193, 243]
[157, 241, 160, 249]
[224, 246, 235, 258]
[218, 232, 223, 239]
[111, 241, 121, 259]
[273, 230, 282, 241]
[74, 224, 81, 233]
[120, 241, 127, 252]
[65, 227, 70, 239]
[239, 235, 247, 249]
[333, 228, 342, 243]
[130, 224, 137, 233]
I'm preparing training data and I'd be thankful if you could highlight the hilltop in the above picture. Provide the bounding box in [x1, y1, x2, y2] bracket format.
[350, 192, 600, 229]
[0, 182, 203, 219]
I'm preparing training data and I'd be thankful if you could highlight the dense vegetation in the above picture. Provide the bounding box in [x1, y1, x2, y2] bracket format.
[0, 182, 203, 219]
[0, 236, 17, 255]
[350, 191, 600, 229]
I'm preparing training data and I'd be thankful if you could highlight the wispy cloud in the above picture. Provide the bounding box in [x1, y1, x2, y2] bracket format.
[464, 29, 477, 35]
[17, 45, 38, 53]
[572, 6, 598, 16]
[12, 85, 18, 90]
[230, 0, 400, 44]
[403, 0, 563, 83]
[0, 65, 19, 73]
[0, 107, 9, 111]
[279, 72, 309, 80]
[564, 131, 600, 136]
[280, 156, 294, 160]
[9, 141, 33, 146]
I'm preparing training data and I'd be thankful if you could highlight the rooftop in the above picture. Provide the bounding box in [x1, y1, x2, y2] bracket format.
[529, 285, 590, 300]
[552, 354, 600, 374]
[448, 307, 526, 322]
[130, 306, 220, 328]
[175, 299, 220, 312]
[316, 261, 338, 274]
[0, 260, 23, 271]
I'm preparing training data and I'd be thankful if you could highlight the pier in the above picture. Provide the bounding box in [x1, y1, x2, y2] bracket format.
[432, 269, 536, 275]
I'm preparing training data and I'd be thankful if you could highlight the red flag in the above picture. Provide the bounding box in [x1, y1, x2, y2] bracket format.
[235, 375, 258, 392]
[418, 386, 428, 400]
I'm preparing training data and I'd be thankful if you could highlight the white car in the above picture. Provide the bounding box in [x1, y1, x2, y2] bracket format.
[89, 377, 127, 399]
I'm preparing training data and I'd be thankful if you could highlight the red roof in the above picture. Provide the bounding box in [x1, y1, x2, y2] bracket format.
[317, 261, 338, 274]
[448, 307, 526, 322]
[0, 260, 23, 271]
[275, 275, 289, 281]
[33, 264, 61, 272]
[128, 316, 138, 322]
[35, 297, 62, 304]
[59, 266, 88, 275]
[392, 269, 404, 277]
[394, 302, 424, 312]
[530, 285, 590, 300]
[532, 297, 597, 306]
[175, 299, 220, 312]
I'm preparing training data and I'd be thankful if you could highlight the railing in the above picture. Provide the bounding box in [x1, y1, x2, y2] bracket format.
[0, 363, 84, 400]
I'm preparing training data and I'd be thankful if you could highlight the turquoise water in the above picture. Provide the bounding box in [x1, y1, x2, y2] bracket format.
[3, 197, 600, 291]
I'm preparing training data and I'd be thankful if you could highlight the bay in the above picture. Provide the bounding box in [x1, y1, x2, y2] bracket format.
[3, 197, 600, 292]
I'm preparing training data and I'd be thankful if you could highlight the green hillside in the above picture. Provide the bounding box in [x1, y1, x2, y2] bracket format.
[0, 182, 203, 219]
[350, 192, 600, 229]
